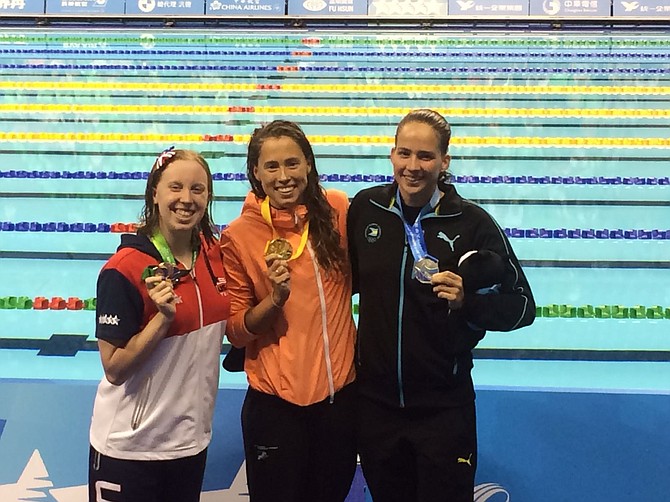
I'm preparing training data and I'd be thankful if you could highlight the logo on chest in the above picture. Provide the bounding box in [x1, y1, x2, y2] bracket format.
[365, 223, 382, 243]
[437, 231, 461, 252]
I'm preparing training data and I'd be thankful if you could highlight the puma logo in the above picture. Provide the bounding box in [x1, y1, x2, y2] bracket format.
[437, 231, 460, 251]
[255, 445, 279, 461]
[457, 453, 473, 466]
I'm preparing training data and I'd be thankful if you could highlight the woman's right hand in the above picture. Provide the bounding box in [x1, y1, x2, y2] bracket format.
[265, 253, 291, 307]
[99, 275, 176, 386]
[145, 275, 177, 320]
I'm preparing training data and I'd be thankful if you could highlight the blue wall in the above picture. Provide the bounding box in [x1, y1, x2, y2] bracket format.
[1, 381, 668, 500]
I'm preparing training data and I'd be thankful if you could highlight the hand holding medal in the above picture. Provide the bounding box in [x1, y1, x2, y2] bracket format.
[151, 262, 188, 304]
[413, 256, 439, 284]
[430, 267, 464, 310]
[265, 238, 293, 261]
[259, 196, 309, 309]
[264, 239, 292, 307]
[143, 261, 187, 316]
[395, 186, 464, 308]
[152, 262, 190, 288]
[397, 188, 442, 286]
[144, 231, 196, 310]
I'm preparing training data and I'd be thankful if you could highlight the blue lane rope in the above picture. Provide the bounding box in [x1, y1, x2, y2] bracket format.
[0, 221, 667, 239]
[1, 171, 669, 186]
[2, 63, 668, 74]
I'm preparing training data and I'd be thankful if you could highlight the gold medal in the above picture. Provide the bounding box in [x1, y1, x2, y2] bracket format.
[265, 238, 293, 260]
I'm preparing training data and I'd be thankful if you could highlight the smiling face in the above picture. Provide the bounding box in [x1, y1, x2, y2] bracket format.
[253, 136, 312, 210]
[152, 158, 209, 241]
[391, 121, 450, 207]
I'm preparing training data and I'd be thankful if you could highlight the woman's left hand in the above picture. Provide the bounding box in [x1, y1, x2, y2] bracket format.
[431, 271, 464, 310]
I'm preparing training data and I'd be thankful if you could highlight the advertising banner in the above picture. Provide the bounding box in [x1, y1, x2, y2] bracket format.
[45, 0, 125, 14]
[287, 0, 368, 15]
[207, 0, 284, 15]
[0, 0, 45, 14]
[368, 0, 448, 16]
[530, 0, 610, 16]
[613, 0, 670, 15]
[448, 0, 528, 15]
[126, 0, 205, 15]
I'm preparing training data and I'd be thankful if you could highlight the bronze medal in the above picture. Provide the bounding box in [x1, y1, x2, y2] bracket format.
[153, 262, 175, 281]
[150, 262, 184, 303]
[265, 238, 293, 260]
[154, 262, 189, 283]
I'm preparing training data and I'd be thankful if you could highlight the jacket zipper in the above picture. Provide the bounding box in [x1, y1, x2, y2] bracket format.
[397, 245, 408, 408]
[191, 266, 206, 438]
[308, 243, 336, 403]
[130, 374, 152, 430]
[191, 268, 204, 330]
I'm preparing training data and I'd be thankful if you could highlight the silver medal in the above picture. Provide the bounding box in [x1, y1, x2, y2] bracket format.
[413, 257, 439, 284]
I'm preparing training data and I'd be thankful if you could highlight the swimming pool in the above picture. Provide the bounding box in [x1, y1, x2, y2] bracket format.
[0, 28, 669, 394]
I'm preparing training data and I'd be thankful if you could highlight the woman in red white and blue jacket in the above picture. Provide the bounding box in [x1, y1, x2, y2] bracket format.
[88, 148, 230, 502]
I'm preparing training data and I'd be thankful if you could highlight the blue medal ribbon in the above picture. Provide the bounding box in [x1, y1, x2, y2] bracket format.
[396, 187, 441, 264]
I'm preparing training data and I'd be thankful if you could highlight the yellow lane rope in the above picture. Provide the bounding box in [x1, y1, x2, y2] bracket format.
[1, 132, 669, 148]
[2, 103, 669, 119]
[1, 81, 670, 95]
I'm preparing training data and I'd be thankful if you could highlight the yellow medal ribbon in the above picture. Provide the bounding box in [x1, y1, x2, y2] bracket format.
[260, 196, 309, 261]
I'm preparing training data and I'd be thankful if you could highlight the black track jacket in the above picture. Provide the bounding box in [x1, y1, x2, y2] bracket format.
[348, 181, 535, 409]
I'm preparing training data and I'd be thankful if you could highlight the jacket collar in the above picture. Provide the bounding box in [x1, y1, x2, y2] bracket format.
[118, 233, 162, 261]
[241, 191, 308, 229]
[371, 181, 463, 217]
[118, 232, 210, 261]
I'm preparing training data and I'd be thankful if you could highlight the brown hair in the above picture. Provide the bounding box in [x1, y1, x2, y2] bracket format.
[137, 149, 217, 246]
[246, 121, 346, 273]
[396, 109, 452, 183]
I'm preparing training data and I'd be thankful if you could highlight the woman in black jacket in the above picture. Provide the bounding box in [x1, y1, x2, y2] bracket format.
[348, 109, 535, 502]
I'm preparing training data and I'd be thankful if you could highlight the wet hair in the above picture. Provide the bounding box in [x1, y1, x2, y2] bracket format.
[395, 109, 452, 183]
[246, 120, 346, 273]
[137, 149, 217, 246]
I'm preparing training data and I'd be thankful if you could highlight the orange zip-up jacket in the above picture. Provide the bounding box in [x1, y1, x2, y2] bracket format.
[220, 190, 356, 406]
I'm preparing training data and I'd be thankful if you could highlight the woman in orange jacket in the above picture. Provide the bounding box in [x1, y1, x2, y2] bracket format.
[220, 120, 357, 502]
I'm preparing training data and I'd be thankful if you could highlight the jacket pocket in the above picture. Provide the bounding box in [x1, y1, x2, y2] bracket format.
[130, 375, 152, 430]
